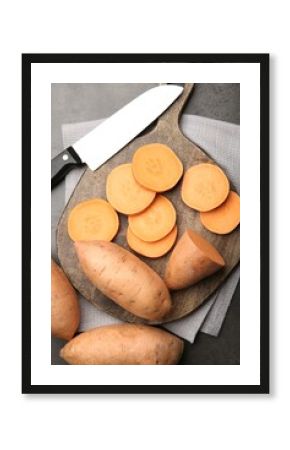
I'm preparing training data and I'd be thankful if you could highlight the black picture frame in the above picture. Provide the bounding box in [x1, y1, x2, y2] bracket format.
[22, 53, 269, 394]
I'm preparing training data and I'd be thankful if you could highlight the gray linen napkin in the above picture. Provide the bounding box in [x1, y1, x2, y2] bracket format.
[62, 114, 240, 343]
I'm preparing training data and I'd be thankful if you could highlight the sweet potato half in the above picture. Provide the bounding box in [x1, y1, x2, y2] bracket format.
[164, 229, 225, 290]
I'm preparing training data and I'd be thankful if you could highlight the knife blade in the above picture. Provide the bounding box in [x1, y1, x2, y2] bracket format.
[51, 84, 183, 188]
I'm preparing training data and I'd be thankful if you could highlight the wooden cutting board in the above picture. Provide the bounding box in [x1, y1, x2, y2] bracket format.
[57, 84, 240, 325]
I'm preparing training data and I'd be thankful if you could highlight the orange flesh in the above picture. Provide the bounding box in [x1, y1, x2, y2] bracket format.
[127, 225, 178, 258]
[187, 229, 225, 266]
[106, 163, 156, 214]
[132, 143, 183, 192]
[128, 195, 176, 242]
[200, 191, 240, 234]
[181, 163, 230, 211]
[68, 198, 119, 242]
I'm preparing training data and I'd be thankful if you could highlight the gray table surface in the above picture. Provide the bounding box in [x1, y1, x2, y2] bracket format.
[51, 83, 240, 365]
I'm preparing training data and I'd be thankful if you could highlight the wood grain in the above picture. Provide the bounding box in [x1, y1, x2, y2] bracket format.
[57, 84, 240, 324]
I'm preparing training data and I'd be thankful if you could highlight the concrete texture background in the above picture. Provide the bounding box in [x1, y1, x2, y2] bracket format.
[51, 83, 240, 365]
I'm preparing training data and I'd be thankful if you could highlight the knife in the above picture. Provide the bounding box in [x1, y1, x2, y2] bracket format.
[51, 84, 183, 188]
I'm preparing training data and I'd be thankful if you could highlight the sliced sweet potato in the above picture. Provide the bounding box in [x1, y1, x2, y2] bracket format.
[106, 163, 156, 214]
[181, 163, 230, 212]
[164, 229, 225, 290]
[128, 195, 176, 242]
[127, 225, 178, 258]
[68, 198, 119, 242]
[132, 143, 183, 192]
[200, 191, 240, 234]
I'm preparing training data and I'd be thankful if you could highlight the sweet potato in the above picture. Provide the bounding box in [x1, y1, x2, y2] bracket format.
[74, 240, 172, 321]
[127, 225, 178, 258]
[128, 195, 176, 242]
[181, 163, 230, 212]
[68, 198, 119, 242]
[106, 163, 156, 214]
[60, 324, 184, 365]
[164, 229, 225, 290]
[200, 191, 240, 234]
[132, 143, 183, 192]
[51, 260, 80, 340]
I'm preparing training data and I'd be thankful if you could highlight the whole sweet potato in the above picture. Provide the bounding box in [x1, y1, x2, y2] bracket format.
[51, 259, 80, 340]
[74, 240, 172, 321]
[60, 324, 184, 365]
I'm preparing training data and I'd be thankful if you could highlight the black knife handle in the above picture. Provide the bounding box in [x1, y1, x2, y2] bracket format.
[51, 146, 84, 189]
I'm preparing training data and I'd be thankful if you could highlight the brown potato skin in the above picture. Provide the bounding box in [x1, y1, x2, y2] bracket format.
[60, 324, 184, 365]
[164, 230, 225, 290]
[74, 241, 172, 321]
[51, 260, 80, 340]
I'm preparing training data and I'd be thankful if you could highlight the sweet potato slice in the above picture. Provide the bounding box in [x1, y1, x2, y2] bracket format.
[132, 143, 183, 192]
[68, 198, 119, 242]
[181, 163, 230, 212]
[106, 163, 156, 214]
[164, 229, 225, 290]
[128, 195, 176, 242]
[127, 225, 178, 258]
[200, 191, 240, 234]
